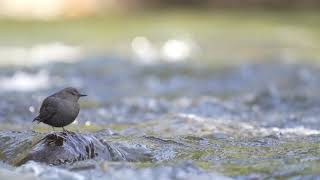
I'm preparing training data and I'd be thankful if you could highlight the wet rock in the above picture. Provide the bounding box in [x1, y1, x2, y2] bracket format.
[18, 132, 111, 165]
[102, 141, 153, 162]
[0, 131, 153, 166]
[0, 131, 38, 165]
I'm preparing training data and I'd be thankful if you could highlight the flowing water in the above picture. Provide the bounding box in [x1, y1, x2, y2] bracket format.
[0, 55, 319, 179]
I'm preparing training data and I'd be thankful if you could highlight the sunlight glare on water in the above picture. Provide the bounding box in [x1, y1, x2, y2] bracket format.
[0, 70, 49, 92]
[131, 36, 158, 64]
[0, 42, 81, 66]
[161, 39, 193, 62]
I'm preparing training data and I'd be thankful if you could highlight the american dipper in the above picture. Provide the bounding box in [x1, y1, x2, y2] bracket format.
[33, 87, 87, 131]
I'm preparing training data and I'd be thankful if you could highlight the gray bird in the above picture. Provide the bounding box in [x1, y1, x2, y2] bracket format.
[33, 87, 87, 131]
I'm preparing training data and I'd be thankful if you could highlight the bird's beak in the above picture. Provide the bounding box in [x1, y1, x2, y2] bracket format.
[79, 94, 87, 97]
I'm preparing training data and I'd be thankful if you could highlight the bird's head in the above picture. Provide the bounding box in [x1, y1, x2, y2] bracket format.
[58, 87, 87, 101]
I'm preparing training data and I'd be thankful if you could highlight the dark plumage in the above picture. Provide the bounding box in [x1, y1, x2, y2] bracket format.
[33, 87, 86, 130]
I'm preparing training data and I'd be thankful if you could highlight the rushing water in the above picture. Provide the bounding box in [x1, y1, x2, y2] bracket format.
[0, 56, 320, 179]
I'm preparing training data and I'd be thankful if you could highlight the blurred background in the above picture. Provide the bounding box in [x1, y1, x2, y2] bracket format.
[0, 0, 319, 67]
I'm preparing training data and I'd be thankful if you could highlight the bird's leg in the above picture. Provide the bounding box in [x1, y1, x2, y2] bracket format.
[62, 127, 71, 133]
[51, 127, 56, 135]
[51, 127, 57, 136]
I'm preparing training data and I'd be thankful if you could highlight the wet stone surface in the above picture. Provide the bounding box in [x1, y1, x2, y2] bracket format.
[0, 57, 320, 179]
[0, 131, 153, 166]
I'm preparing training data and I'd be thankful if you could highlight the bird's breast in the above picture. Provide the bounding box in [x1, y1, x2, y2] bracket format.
[57, 100, 80, 120]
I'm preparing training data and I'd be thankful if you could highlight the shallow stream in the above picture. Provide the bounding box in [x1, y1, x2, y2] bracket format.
[0, 56, 319, 179]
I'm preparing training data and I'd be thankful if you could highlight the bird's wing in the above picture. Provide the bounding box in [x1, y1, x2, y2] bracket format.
[33, 97, 57, 123]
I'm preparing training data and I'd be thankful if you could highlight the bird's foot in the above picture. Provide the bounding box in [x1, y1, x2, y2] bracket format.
[62, 127, 72, 134]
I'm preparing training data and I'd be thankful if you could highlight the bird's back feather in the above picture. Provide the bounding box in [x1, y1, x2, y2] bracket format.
[33, 96, 58, 123]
